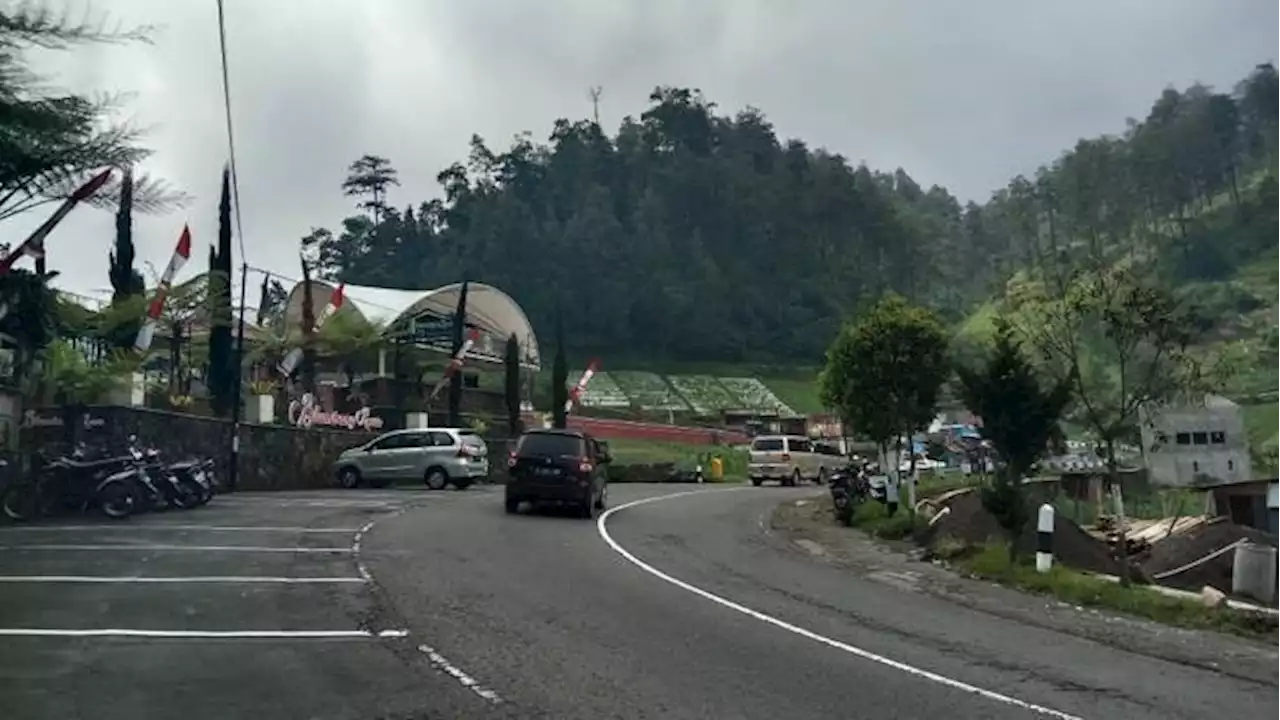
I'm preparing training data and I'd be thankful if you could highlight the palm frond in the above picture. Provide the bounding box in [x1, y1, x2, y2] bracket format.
[0, 2, 156, 50]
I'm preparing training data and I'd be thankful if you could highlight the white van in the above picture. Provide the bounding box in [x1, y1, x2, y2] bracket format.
[747, 435, 839, 486]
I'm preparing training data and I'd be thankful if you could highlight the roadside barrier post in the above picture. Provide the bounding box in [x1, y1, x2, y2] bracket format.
[1036, 503, 1055, 573]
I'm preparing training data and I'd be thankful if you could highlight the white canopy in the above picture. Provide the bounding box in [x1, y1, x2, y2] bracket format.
[282, 280, 541, 369]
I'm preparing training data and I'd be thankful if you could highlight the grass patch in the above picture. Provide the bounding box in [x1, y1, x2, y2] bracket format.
[849, 500, 923, 540]
[756, 376, 823, 415]
[605, 437, 748, 478]
[958, 544, 1277, 639]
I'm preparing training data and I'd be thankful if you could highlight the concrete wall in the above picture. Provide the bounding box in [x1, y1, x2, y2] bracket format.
[1139, 396, 1254, 487]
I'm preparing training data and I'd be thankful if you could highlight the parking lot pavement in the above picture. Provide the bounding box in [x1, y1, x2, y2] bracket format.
[0, 488, 505, 720]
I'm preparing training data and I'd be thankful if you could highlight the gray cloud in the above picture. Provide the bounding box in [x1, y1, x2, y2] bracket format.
[10, 0, 1276, 298]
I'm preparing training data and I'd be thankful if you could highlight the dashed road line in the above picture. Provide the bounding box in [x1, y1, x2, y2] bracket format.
[0, 544, 353, 554]
[0, 525, 361, 533]
[0, 575, 367, 584]
[0, 628, 410, 639]
[417, 644, 502, 704]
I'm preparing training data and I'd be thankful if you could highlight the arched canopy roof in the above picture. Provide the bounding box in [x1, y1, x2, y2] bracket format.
[282, 280, 540, 369]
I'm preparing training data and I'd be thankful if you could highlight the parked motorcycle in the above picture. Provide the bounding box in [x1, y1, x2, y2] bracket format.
[827, 462, 869, 527]
[2, 448, 139, 521]
[0, 436, 218, 522]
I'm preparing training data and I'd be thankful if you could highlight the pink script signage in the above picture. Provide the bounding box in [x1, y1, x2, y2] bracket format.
[287, 393, 384, 432]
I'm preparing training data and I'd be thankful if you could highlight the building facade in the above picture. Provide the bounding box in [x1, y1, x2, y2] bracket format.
[1139, 395, 1253, 488]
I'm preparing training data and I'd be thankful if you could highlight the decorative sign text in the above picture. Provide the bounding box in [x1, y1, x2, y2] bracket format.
[287, 392, 384, 432]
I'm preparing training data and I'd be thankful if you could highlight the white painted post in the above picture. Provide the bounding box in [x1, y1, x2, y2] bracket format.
[1036, 503, 1055, 573]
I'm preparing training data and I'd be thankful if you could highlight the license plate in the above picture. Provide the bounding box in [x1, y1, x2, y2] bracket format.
[535, 467, 560, 477]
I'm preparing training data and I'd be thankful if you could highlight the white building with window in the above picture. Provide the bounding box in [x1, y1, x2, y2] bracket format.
[1139, 394, 1253, 487]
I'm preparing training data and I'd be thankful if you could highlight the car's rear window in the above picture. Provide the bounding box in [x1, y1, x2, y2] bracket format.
[517, 433, 585, 457]
[751, 438, 784, 452]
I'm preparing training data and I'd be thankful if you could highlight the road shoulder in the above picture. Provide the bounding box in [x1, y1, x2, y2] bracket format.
[769, 495, 1279, 687]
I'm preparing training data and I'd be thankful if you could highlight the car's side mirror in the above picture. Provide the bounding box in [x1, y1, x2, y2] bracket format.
[599, 451, 613, 464]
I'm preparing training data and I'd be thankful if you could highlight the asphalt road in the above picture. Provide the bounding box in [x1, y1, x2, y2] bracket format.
[1, 484, 1276, 719]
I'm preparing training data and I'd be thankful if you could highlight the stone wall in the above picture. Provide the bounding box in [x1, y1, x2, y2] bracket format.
[21, 405, 376, 492]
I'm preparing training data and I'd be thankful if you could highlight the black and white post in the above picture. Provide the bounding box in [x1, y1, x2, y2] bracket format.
[1036, 502, 1055, 573]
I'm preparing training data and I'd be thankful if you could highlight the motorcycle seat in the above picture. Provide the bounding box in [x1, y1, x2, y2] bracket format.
[55, 456, 131, 471]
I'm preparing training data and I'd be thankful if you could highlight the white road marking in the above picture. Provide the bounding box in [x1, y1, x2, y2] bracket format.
[0, 544, 352, 554]
[0, 628, 409, 639]
[417, 644, 502, 704]
[598, 490, 1084, 720]
[0, 575, 366, 584]
[350, 507, 409, 583]
[0, 525, 360, 533]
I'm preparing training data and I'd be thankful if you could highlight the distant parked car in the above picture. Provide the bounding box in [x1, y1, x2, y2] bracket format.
[334, 428, 489, 490]
[504, 428, 610, 518]
[747, 435, 839, 486]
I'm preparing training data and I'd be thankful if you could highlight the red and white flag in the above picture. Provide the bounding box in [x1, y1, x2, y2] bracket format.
[134, 225, 193, 353]
[278, 284, 346, 377]
[428, 328, 481, 400]
[0, 170, 114, 274]
[565, 359, 600, 414]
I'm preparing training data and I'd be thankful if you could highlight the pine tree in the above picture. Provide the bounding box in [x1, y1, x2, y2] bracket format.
[504, 333, 522, 436]
[206, 168, 235, 415]
[107, 167, 146, 349]
[551, 314, 568, 429]
[448, 281, 469, 426]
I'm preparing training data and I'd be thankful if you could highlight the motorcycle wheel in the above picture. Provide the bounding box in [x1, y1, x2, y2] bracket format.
[99, 483, 136, 519]
[2, 484, 40, 521]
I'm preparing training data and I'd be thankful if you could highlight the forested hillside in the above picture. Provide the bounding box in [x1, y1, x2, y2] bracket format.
[304, 64, 1278, 367]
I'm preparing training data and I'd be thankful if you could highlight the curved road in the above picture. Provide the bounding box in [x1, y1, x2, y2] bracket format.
[362, 485, 1277, 720]
[1, 485, 1274, 719]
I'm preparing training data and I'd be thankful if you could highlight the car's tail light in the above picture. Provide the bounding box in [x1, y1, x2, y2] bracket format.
[507, 451, 518, 468]
[781, 453, 791, 461]
[578, 457, 593, 473]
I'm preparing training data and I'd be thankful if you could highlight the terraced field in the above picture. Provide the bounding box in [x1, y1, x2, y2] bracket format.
[610, 371, 691, 411]
[666, 375, 744, 414]
[575, 370, 631, 408]
[718, 377, 796, 415]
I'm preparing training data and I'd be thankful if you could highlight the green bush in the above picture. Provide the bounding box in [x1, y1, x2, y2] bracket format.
[850, 500, 922, 540]
[959, 544, 1276, 638]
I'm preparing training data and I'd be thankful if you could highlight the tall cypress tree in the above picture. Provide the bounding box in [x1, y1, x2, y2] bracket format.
[206, 168, 235, 415]
[503, 333, 521, 436]
[447, 280, 469, 426]
[107, 167, 145, 349]
[551, 313, 568, 430]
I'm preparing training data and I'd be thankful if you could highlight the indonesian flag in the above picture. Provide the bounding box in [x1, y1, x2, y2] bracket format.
[565, 359, 600, 414]
[278, 283, 346, 377]
[133, 225, 193, 353]
[428, 328, 481, 400]
[0, 170, 114, 274]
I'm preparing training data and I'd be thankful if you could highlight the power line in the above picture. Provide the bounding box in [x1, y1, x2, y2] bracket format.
[212, 0, 244, 257]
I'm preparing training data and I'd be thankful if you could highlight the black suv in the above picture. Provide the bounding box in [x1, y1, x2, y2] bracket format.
[505, 429, 611, 518]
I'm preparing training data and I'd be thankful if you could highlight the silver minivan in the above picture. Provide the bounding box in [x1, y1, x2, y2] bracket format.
[747, 435, 838, 486]
[335, 428, 490, 490]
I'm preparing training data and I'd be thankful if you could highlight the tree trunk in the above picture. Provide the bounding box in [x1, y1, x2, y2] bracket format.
[1105, 438, 1131, 586]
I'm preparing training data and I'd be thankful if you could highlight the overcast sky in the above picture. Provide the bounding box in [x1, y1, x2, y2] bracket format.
[11, 0, 1277, 300]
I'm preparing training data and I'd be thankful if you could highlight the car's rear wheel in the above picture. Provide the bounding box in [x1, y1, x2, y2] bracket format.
[338, 467, 362, 489]
[750, 477, 763, 487]
[786, 469, 801, 487]
[577, 501, 595, 519]
[593, 485, 607, 510]
[424, 467, 449, 490]
[818, 467, 829, 485]
[504, 497, 520, 514]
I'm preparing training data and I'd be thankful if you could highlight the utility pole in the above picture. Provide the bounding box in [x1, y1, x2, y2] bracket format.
[588, 86, 603, 125]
